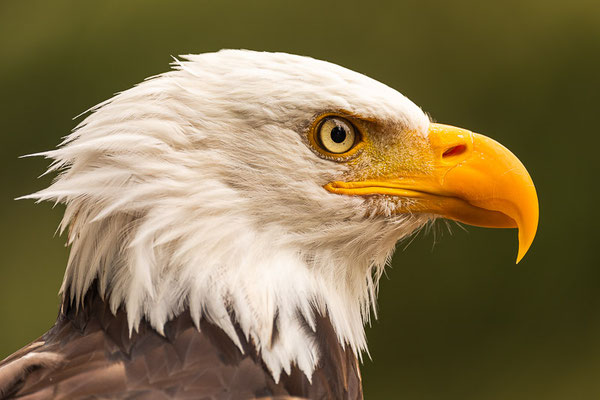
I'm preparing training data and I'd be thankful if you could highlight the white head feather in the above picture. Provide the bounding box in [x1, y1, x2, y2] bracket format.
[25, 50, 432, 381]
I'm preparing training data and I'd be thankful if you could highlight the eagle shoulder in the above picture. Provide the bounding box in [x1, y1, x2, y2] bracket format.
[0, 285, 362, 400]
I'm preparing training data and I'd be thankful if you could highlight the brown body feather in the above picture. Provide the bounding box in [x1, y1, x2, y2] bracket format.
[0, 285, 362, 400]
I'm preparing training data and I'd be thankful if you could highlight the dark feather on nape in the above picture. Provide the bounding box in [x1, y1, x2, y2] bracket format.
[269, 309, 280, 349]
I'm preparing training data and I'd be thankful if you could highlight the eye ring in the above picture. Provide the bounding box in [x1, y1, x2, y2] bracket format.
[309, 115, 364, 159]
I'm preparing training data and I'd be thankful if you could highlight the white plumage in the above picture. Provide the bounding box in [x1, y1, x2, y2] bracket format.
[24, 50, 433, 381]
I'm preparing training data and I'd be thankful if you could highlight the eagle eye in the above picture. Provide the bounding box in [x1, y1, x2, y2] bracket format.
[317, 117, 357, 154]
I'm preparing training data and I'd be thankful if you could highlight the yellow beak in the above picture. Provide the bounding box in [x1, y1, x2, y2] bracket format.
[324, 123, 539, 263]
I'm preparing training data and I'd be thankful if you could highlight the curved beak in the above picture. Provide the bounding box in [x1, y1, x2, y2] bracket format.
[325, 123, 539, 263]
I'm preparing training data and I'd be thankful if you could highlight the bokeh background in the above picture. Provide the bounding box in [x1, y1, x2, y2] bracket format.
[1, 1, 599, 398]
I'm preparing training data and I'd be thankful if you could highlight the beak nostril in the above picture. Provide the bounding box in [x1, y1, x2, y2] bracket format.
[442, 144, 467, 158]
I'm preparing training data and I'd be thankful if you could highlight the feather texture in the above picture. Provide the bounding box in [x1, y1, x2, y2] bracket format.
[19, 50, 432, 380]
[0, 285, 362, 399]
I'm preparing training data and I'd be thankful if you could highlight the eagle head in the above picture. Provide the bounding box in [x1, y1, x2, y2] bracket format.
[26, 50, 538, 380]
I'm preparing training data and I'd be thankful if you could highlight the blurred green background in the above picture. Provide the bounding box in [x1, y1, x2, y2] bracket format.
[1, 0, 599, 398]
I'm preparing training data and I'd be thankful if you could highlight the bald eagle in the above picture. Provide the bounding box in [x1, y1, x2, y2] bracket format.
[0, 50, 537, 400]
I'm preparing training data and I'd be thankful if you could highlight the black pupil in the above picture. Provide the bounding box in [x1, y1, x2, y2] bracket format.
[330, 126, 347, 143]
